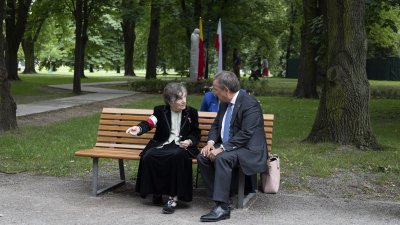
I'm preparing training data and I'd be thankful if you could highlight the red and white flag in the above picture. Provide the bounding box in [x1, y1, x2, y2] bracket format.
[214, 19, 222, 73]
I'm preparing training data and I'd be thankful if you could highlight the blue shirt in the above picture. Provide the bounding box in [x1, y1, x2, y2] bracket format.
[200, 92, 219, 112]
[200, 89, 247, 112]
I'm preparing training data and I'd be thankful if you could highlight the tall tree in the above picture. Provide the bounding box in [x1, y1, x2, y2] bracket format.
[284, 2, 298, 75]
[293, 0, 320, 98]
[5, 0, 32, 80]
[69, 0, 103, 94]
[306, 0, 379, 149]
[121, 0, 144, 76]
[72, 0, 83, 94]
[22, 0, 52, 74]
[0, 0, 17, 131]
[145, 1, 160, 79]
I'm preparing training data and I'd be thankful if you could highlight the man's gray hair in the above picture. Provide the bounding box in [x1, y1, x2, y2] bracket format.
[214, 71, 240, 92]
[163, 82, 187, 105]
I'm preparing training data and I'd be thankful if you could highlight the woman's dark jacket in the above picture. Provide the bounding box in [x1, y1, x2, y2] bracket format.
[137, 105, 200, 157]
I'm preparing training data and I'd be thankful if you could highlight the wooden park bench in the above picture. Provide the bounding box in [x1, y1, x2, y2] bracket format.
[75, 108, 274, 208]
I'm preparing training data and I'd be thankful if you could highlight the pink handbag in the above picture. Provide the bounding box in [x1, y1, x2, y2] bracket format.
[260, 155, 280, 194]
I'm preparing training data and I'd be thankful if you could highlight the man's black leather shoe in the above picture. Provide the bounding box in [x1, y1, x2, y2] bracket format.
[200, 205, 230, 222]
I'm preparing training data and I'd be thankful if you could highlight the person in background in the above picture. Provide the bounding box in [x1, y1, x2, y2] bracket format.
[200, 86, 219, 112]
[262, 58, 269, 77]
[126, 83, 200, 214]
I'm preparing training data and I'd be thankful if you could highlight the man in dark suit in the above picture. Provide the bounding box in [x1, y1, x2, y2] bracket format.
[197, 71, 267, 222]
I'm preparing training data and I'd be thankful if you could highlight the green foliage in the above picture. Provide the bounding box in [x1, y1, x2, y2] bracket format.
[128, 78, 213, 94]
[367, 2, 400, 57]
[86, 11, 124, 70]
[36, 14, 75, 70]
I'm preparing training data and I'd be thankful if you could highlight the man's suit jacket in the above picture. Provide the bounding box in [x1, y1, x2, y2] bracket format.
[208, 91, 267, 175]
[137, 105, 200, 157]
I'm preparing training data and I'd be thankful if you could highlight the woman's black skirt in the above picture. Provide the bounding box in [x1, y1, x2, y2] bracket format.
[135, 142, 193, 202]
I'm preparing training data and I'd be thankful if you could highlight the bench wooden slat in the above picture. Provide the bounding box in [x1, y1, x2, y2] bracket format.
[98, 131, 154, 139]
[78, 148, 142, 155]
[75, 150, 141, 160]
[96, 137, 151, 145]
[98, 125, 156, 133]
[102, 108, 153, 114]
[265, 127, 273, 133]
[264, 121, 273, 126]
[100, 120, 137, 126]
[101, 114, 150, 121]
[95, 143, 146, 149]
[199, 125, 212, 130]
[198, 118, 215, 124]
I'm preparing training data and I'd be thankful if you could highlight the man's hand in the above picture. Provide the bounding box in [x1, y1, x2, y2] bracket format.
[126, 126, 140, 136]
[201, 141, 215, 157]
[209, 148, 223, 161]
[179, 139, 192, 149]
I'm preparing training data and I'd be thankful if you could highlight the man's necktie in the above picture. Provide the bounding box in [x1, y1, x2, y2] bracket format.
[222, 103, 233, 143]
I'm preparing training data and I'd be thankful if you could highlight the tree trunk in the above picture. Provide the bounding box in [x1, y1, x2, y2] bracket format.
[233, 48, 240, 78]
[89, 64, 94, 72]
[5, 49, 19, 80]
[5, 0, 32, 80]
[180, 0, 191, 49]
[305, 0, 379, 149]
[0, 0, 17, 132]
[22, 38, 36, 74]
[222, 38, 228, 70]
[73, 0, 83, 94]
[121, 0, 136, 77]
[145, 2, 160, 79]
[80, 0, 89, 79]
[22, 16, 46, 75]
[294, 0, 319, 98]
[284, 3, 295, 76]
[193, 0, 201, 24]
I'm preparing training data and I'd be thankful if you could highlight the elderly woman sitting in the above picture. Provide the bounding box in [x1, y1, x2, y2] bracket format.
[126, 83, 200, 214]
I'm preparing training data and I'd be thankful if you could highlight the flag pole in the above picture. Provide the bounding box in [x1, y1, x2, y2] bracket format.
[215, 18, 223, 73]
[198, 17, 205, 80]
[205, 20, 210, 79]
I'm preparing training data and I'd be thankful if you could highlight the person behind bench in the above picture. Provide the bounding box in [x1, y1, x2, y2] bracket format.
[126, 83, 200, 214]
[197, 71, 267, 222]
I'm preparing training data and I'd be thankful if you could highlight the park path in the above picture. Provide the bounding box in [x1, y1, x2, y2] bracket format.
[0, 173, 399, 225]
[16, 81, 135, 117]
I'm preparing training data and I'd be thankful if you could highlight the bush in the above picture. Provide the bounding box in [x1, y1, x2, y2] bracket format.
[128, 79, 213, 94]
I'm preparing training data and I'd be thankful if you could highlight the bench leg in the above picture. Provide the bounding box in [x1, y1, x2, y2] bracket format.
[237, 169, 245, 208]
[90, 158, 126, 196]
[91, 158, 99, 196]
[195, 166, 200, 188]
[119, 159, 125, 180]
[236, 169, 256, 209]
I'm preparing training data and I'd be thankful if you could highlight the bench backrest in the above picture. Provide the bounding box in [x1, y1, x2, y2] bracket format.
[96, 108, 273, 156]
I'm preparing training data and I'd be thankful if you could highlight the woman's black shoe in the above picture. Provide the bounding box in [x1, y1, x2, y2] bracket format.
[162, 198, 177, 214]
